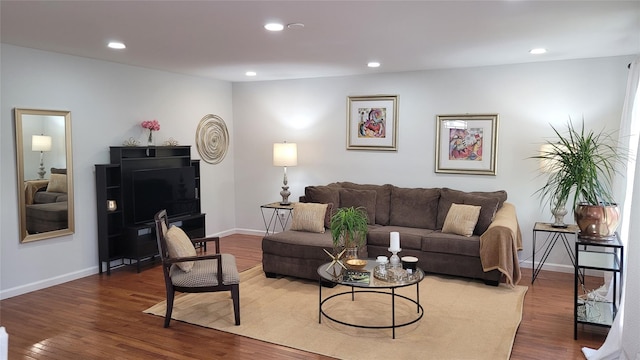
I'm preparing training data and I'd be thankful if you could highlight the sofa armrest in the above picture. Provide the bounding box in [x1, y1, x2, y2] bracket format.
[479, 202, 523, 286]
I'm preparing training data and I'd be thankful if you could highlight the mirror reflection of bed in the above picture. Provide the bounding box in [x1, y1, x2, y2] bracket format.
[14, 108, 74, 242]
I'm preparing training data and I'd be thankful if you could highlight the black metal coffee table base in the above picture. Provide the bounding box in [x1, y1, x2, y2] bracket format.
[318, 284, 424, 339]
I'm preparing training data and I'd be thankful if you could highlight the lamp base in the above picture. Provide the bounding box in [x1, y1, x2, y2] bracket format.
[280, 186, 291, 205]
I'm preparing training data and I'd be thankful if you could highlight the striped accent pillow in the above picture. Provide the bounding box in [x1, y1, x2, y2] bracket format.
[442, 203, 481, 237]
[291, 203, 328, 233]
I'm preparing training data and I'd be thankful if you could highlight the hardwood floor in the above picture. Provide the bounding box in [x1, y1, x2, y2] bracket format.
[1, 234, 607, 359]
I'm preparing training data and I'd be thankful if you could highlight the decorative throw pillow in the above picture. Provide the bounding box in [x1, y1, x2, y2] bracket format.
[291, 203, 328, 233]
[305, 185, 340, 207]
[165, 225, 197, 272]
[46, 174, 67, 193]
[442, 203, 482, 237]
[339, 188, 377, 224]
[324, 203, 334, 229]
[437, 188, 501, 235]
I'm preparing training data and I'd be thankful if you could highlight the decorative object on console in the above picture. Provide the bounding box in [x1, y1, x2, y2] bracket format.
[122, 137, 140, 147]
[388, 231, 401, 267]
[107, 200, 117, 212]
[531, 119, 628, 239]
[347, 95, 398, 151]
[196, 114, 229, 164]
[141, 119, 160, 146]
[435, 114, 499, 175]
[273, 141, 297, 205]
[32, 134, 52, 179]
[538, 143, 568, 227]
[163, 137, 179, 146]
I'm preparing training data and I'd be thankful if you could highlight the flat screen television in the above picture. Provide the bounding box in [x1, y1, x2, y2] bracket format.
[131, 166, 197, 224]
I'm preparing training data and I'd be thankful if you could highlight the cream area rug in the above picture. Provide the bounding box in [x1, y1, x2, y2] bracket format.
[144, 266, 527, 360]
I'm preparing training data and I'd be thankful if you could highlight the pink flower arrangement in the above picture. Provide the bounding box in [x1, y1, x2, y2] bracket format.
[141, 119, 160, 131]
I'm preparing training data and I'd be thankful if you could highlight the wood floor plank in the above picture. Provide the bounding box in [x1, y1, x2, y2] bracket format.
[1, 234, 606, 359]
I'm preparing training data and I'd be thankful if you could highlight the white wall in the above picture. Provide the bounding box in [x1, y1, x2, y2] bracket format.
[0, 44, 235, 298]
[232, 56, 634, 273]
[1, 43, 633, 299]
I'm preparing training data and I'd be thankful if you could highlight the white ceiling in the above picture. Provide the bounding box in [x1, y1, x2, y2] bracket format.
[1, 1, 639, 83]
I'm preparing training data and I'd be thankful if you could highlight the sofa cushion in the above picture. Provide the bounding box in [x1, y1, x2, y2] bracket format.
[46, 174, 67, 193]
[33, 191, 67, 204]
[324, 203, 334, 229]
[338, 182, 393, 225]
[437, 188, 501, 235]
[165, 225, 197, 272]
[305, 185, 340, 207]
[389, 187, 440, 229]
[339, 188, 377, 225]
[421, 232, 481, 257]
[367, 225, 432, 251]
[262, 230, 334, 259]
[290, 203, 328, 233]
[442, 203, 481, 237]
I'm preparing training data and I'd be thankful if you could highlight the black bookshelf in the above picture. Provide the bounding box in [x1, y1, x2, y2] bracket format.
[95, 146, 204, 274]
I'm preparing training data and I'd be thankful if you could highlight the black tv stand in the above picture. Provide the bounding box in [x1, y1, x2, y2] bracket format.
[95, 146, 204, 274]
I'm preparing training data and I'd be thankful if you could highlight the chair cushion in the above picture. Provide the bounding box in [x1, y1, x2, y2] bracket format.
[290, 203, 328, 233]
[442, 203, 481, 237]
[170, 254, 239, 287]
[165, 225, 197, 272]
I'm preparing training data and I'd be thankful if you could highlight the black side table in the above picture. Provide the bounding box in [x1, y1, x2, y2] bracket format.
[532, 222, 579, 283]
[574, 233, 623, 339]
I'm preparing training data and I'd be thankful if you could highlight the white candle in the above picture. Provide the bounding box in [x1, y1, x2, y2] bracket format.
[389, 232, 400, 251]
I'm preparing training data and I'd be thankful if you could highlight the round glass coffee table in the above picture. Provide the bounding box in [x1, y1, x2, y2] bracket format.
[317, 258, 424, 339]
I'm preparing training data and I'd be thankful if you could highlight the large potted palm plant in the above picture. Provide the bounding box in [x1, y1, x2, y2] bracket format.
[330, 206, 369, 260]
[533, 120, 627, 239]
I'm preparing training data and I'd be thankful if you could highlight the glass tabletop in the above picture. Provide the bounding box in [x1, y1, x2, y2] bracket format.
[318, 258, 424, 289]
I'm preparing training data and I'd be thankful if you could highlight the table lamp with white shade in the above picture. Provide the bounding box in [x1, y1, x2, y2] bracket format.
[273, 142, 297, 205]
[32, 135, 52, 180]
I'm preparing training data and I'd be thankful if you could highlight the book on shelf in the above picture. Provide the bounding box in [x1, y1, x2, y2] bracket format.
[342, 269, 370, 284]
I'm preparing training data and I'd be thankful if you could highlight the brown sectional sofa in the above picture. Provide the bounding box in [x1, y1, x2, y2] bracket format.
[262, 182, 523, 286]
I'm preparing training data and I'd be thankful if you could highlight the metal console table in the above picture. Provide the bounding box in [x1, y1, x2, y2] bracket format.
[532, 222, 579, 283]
[260, 202, 294, 235]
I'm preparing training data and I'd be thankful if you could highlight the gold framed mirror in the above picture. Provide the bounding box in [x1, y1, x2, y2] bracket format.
[14, 108, 74, 243]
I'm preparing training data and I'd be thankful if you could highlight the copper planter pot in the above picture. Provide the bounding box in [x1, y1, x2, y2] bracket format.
[574, 203, 620, 240]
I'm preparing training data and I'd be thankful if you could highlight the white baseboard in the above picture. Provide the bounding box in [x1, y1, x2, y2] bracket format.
[0, 266, 98, 300]
[521, 260, 603, 277]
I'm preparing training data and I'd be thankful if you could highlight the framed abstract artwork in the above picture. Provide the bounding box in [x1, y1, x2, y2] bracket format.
[435, 114, 499, 175]
[346, 95, 398, 151]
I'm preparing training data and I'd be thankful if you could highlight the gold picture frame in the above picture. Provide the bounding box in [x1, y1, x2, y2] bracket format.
[435, 114, 498, 175]
[346, 95, 398, 151]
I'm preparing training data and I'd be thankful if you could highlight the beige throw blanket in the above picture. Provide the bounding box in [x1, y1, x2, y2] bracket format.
[480, 202, 523, 287]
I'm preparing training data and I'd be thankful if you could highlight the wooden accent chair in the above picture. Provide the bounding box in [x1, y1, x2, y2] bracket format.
[154, 210, 240, 327]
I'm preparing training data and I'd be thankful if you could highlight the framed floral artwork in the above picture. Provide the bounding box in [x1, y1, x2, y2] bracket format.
[347, 95, 398, 151]
[435, 114, 499, 175]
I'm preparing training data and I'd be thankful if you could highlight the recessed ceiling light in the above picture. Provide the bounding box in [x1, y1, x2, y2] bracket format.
[264, 23, 284, 31]
[529, 48, 547, 55]
[287, 23, 305, 29]
[368, 62, 381, 68]
[107, 41, 126, 50]
[246, 71, 257, 77]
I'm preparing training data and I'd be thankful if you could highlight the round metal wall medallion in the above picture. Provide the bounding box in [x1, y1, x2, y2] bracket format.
[196, 114, 229, 164]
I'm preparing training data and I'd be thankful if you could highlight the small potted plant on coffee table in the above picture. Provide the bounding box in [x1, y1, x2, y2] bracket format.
[330, 206, 369, 266]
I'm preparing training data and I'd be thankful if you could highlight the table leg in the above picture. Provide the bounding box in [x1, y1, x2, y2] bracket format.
[392, 288, 396, 339]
